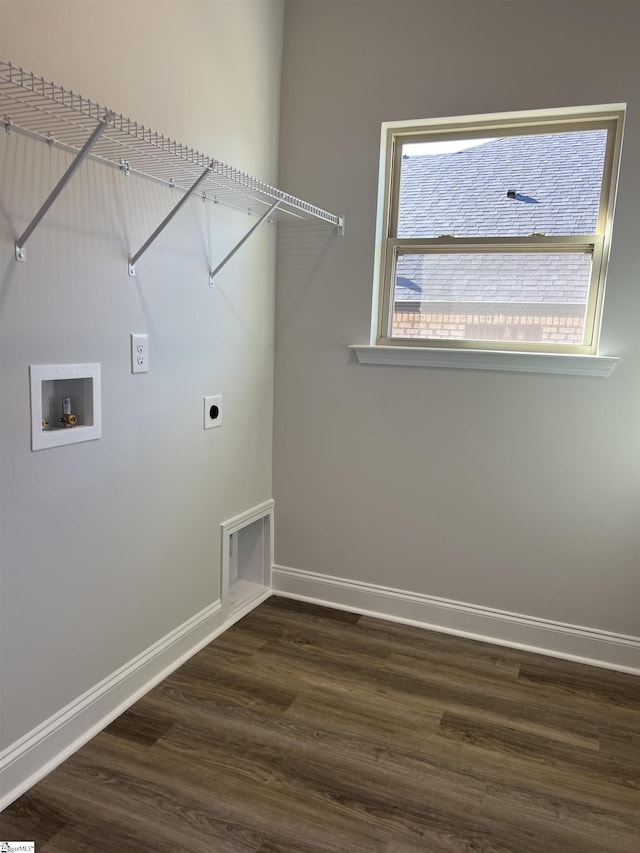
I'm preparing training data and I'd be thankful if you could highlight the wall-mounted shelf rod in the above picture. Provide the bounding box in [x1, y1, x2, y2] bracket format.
[129, 165, 211, 276]
[209, 200, 281, 286]
[15, 112, 110, 262]
[1, 59, 345, 270]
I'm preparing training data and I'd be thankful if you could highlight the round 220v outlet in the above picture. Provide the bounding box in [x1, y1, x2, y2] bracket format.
[203, 395, 223, 429]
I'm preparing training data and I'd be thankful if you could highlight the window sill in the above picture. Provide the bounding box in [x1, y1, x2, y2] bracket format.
[349, 345, 619, 377]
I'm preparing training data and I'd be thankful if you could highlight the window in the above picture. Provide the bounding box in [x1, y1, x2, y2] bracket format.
[373, 106, 625, 355]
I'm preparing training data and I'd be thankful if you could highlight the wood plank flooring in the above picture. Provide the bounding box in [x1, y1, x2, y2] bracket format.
[1, 596, 639, 851]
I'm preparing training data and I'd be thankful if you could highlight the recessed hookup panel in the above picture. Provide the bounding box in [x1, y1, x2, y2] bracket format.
[30, 363, 101, 450]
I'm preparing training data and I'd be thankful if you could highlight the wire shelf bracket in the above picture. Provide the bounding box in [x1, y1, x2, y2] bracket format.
[1, 59, 345, 275]
[15, 112, 111, 262]
[129, 164, 212, 276]
[209, 199, 281, 286]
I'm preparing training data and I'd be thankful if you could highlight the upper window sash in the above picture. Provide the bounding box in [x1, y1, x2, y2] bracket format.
[387, 118, 619, 241]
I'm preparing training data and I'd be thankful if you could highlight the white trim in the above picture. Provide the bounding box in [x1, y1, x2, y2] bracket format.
[350, 345, 619, 377]
[271, 565, 640, 675]
[221, 499, 275, 536]
[381, 103, 627, 134]
[224, 588, 272, 628]
[0, 597, 237, 811]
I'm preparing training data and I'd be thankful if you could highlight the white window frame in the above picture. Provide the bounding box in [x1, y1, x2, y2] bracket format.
[371, 105, 625, 357]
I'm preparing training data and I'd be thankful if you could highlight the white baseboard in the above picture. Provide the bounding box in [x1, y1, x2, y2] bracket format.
[1, 597, 238, 811]
[272, 565, 640, 675]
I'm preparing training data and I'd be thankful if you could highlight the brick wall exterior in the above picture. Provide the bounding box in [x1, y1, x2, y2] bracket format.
[392, 306, 584, 345]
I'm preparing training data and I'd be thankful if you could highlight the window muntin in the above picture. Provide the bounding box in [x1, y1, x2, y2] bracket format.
[376, 107, 624, 355]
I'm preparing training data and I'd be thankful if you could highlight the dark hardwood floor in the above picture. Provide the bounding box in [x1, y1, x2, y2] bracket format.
[1, 596, 639, 852]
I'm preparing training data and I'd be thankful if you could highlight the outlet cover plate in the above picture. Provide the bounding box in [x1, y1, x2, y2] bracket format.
[204, 395, 223, 429]
[131, 333, 149, 373]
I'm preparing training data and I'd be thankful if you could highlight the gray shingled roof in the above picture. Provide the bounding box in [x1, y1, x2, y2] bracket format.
[395, 130, 606, 305]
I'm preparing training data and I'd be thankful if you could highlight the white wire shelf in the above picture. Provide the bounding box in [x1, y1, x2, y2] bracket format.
[0, 60, 344, 276]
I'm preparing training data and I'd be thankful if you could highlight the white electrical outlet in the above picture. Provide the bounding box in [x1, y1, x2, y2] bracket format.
[131, 333, 149, 374]
[204, 395, 223, 429]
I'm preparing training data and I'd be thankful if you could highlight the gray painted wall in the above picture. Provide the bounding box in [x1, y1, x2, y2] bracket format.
[1, 0, 638, 781]
[275, 1, 640, 635]
[0, 0, 284, 751]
